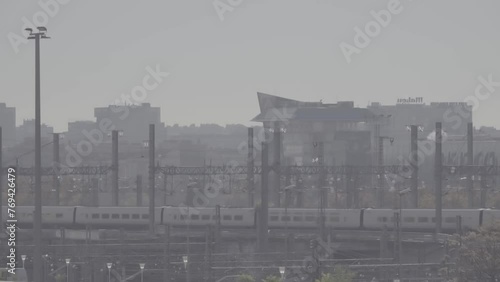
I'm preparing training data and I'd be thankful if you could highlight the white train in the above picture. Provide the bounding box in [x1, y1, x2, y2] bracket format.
[2, 206, 500, 232]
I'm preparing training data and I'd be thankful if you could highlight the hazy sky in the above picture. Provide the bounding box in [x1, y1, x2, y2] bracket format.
[2, 0, 500, 132]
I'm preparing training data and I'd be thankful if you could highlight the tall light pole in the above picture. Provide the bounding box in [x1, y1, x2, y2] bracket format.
[65, 258, 70, 282]
[279, 266, 285, 281]
[139, 263, 145, 282]
[107, 263, 112, 282]
[26, 26, 50, 282]
[182, 255, 189, 282]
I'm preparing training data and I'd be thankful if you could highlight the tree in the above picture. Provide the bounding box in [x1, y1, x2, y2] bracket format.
[447, 223, 500, 281]
[54, 273, 66, 282]
[261, 275, 281, 282]
[237, 274, 256, 282]
[315, 266, 355, 282]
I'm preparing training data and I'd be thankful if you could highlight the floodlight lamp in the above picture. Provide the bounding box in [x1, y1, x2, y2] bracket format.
[139, 263, 145, 270]
[65, 258, 70, 265]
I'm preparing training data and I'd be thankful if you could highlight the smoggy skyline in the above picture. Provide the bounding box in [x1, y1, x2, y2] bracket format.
[2, 0, 500, 132]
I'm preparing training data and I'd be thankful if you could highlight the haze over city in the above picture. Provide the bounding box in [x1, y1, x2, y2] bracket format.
[3, 1, 500, 282]
[2, 0, 500, 132]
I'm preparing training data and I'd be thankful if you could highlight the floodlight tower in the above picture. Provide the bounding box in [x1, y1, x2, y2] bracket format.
[26, 26, 50, 282]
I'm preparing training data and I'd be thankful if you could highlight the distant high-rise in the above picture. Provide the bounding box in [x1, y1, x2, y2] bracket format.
[16, 119, 54, 144]
[0, 103, 16, 148]
[94, 103, 166, 144]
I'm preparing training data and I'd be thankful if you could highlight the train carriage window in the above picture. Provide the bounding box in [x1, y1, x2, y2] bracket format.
[102, 214, 110, 219]
[223, 215, 232, 220]
[270, 216, 279, 221]
[378, 217, 388, 222]
[418, 217, 429, 223]
[112, 214, 119, 219]
[132, 214, 140, 219]
[404, 217, 415, 223]
[92, 214, 99, 219]
[305, 216, 316, 222]
[56, 213, 63, 218]
[201, 215, 210, 220]
[142, 214, 149, 219]
[293, 216, 303, 222]
[330, 216, 340, 222]
[234, 215, 243, 221]
[122, 214, 130, 219]
[282, 216, 291, 222]
[191, 214, 199, 220]
[445, 217, 456, 223]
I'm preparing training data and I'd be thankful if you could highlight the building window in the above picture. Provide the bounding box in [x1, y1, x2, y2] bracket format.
[142, 214, 149, 219]
[122, 214, 130, 219]
[102, 214, 110, 219]
[112, 214, 119, 219]
[92, 214, 99, 219]
[234, 215, 243, 221]
[132, 214, 140, 219]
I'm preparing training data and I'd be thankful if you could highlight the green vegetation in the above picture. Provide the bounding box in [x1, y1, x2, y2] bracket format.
[315, 266, 356, 282]
[237, 274, 256, 282]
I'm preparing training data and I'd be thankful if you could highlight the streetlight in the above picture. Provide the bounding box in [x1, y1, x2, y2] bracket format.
[65, 258, 70, 282]
[182, 255, 189, 282]
[26, 26, 50, 282]
[139, 263, 145, 282]
[279, 266, 285, 281]
[106, 263, 112, 282]
[21, 255, 26, 268]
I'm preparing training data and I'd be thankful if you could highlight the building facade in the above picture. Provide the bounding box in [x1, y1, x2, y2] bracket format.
[0, 103, 16, 148]
[94, 103, 166, 144]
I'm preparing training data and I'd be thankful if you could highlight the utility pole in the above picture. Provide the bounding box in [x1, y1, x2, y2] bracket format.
[410, 125, 419, 208]
[27, 26, 50, 282]
[149, 124, 156, 235]
[378, 136, 385, 208]
[137, 174, 143, 206]
[467, 122, 474, 208]
[112, 130, 119, 206]
[377, 135, 393, 208]
[273, 124, 281, 207]
[435, 122, 443, 234]
[53, 133, 60, 205]
[259, 140, 269, 251]
[247, 127, 254, 207]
